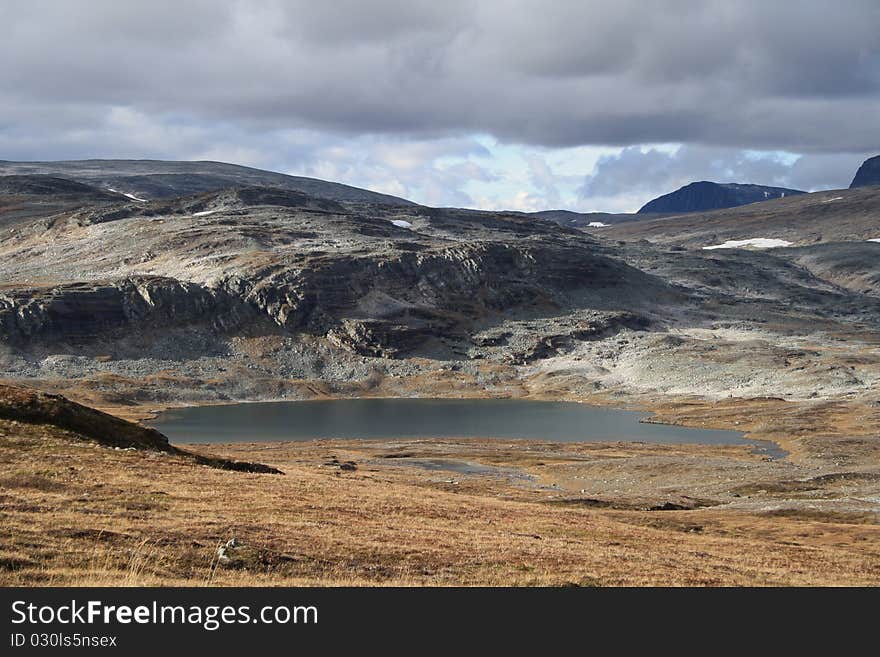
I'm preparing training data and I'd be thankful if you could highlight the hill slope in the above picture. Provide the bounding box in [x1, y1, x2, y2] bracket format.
[525, 209, 661, 228]
[0, 174, 120, 199]
[609, 186, 880, 248]
[0, 174, 132, 230]
[0, 159, 416, 206]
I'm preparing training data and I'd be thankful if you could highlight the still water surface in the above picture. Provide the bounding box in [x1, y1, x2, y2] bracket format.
[152, 398, 781, 455]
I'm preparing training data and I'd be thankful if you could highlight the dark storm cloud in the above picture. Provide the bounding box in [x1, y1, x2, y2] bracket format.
[3, 0, 878, 153]
[1, 1, 878, 210]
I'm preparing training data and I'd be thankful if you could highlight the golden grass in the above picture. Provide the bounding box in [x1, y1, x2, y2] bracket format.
[1, 418, 879, 587]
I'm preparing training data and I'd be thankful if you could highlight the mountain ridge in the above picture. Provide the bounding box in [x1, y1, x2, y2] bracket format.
[0, 159, 417, 207]
[638, 181, 806, 214]
[850, 155, 880, 188]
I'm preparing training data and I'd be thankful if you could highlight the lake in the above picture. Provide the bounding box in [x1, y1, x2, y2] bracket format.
[151, 397, 783, 457]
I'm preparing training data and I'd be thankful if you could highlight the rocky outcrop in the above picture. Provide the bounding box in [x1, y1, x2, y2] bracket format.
[0, 219, 669, 361]
[638, 181, 805, 214]
[0, 276, 254, 341]
[219, 241, 669, 355]
[326, 316, 460, 357]
[512, 312, 651, 363]
[470, 310, 651, 364]
[850, 155, 880, 188]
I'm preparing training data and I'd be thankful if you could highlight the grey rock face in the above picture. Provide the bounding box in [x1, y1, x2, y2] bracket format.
[0, 277, 253, 341]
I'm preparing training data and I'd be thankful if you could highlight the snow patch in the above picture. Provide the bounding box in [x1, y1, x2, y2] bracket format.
[822, 197, 844, 203]
[390, 219, 413, 229]
[107, 187, 148, 203]
[868, 238, 880, 243]
[192, 210, 218, 217]
[703, 238, 793, 250]
[587, 221, 609, 227]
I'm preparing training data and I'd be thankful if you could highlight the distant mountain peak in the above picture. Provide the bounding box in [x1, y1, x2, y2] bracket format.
[637, 181, 805, 214]
[850, 155, 880, 188]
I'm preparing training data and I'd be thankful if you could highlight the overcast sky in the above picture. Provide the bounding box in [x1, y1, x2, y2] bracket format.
[3, 0, 879, 211]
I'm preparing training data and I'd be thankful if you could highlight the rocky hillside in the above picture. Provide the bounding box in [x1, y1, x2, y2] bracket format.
[609, 185, 880, 248]
[1, 171, 879, 409]
[0, 185, 673, 359]
[850, 155, 880, 188]
[638, 181, 805, 214]
[0, 159, 416, 206]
